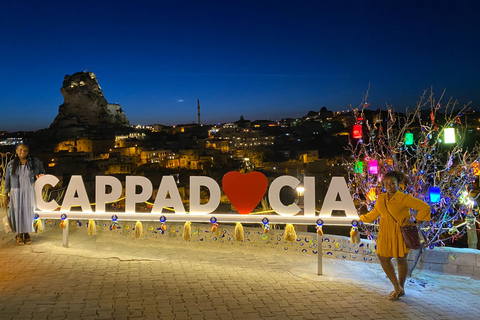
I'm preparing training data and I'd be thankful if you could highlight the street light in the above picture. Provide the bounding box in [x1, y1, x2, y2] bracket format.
[296, 185, 305, 197]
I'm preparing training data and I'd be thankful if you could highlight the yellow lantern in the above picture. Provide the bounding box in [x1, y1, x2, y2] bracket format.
[472, 162, 480, 176]
[366, 188, 377, 201]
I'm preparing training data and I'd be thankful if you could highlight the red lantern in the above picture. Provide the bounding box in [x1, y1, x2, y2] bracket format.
[353, 124, 362, 139]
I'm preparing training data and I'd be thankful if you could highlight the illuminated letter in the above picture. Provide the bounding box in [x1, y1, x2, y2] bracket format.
[95, 176, 122, 213]
[319, 177, 357, 218]
[35, 174, 60, 211]
[189, 176, 221, 214]
[61, 175, 92, 212]
[152, 176, 186, 214]
[303, 176, 316, 216]
[125, 176, 153, 213]
[268, 176, 301, 216]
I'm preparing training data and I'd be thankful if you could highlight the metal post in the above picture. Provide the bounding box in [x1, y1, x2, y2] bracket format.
[317, 233, 323, 275]
[63, 220, 69, 248]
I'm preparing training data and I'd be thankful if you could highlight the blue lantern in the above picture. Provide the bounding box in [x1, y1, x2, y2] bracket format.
[429, 187, 441, 204]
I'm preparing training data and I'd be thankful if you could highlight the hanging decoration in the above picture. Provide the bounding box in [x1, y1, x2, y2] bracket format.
[368, 160, 378, 175]
[352, 117, 364, 139]
[444, 128, 456, 144]
[211, 222, 218, 232]
[160, 215, 167, 232]
[87, 219, 96, 236]
[134, 221, 143, 238]
[111, 215, 120, 230]
[429, 187, 441, 204]
[34, 219, 44, 233]
[405, 133, 414, 146]
[284, 224, 297, 242]
[366, 188, 377, 202]
[183, 221, 192, 241]
[459, 190, 474, 207]
[210, 217, 218, 232]
[355, 161, 363, 173]
[262, 217, 270, 233]
[316, 219, 323, 236]
[353, 124, 362, 139]
[59, 214, 67, 229]
[235, 222, 244, 241]
[34, 215, 43, 233]
[350, 226, 360, 244]
[472, 162, 480, 176]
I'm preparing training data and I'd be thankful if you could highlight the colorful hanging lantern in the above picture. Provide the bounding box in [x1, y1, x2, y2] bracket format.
[353, 124, 362, 139]
[472, 162, 480, 176]
[355, 161, 363, 173]
[444, 128, 455, 144]
[369, 160, 378, 175]
[366, 188, 377, 201]
[429, 187, 441, 204]
[405, 133, 414, 146]
[459, 190, 475, 207]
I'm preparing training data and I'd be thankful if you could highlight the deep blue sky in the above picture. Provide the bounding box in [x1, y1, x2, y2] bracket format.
[1, 0, 479, 132]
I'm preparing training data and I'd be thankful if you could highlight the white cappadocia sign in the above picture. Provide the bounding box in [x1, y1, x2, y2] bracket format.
[34, 173, 359, 225]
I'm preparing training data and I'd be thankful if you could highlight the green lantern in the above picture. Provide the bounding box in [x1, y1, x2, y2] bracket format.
[355, 161, 363, 173]
[405, 133, 414, 146]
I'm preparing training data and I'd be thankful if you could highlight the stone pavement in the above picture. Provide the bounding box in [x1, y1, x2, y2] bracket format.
[1, 216, 479, 319]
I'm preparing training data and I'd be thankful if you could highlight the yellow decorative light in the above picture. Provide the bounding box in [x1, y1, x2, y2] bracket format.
[472, 162, 480, 176]
[366, 188, 377, 201]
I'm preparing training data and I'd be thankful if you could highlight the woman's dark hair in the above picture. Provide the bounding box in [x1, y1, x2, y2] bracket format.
[384, 171, 407, 185]
[11, 143, 35, 175]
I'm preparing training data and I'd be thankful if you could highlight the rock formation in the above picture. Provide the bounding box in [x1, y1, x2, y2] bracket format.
[50, 71, 130, 138]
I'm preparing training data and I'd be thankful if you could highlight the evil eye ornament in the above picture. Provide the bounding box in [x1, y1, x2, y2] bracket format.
[211, 222, 218, 232]
[160, 215, 167, 223]
[59, 214, 67, 229]
[263, 223, 270, 234]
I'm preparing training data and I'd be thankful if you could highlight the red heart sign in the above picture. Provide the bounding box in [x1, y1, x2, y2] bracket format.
[222, 171, 268, 215]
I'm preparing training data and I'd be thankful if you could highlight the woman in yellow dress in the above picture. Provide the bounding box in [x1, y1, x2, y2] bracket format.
[360, 171, 430, 300]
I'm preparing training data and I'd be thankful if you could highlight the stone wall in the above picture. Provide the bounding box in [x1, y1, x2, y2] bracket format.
[315, 233, 480, 279]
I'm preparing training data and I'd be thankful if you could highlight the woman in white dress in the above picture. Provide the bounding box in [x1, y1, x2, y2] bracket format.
[3, 143, 44, 245]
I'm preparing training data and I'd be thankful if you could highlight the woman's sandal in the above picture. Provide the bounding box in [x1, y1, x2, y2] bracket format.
[24, 233, 32, 245]
[16, 234, 25, 245]
[388, 288, 405, 301]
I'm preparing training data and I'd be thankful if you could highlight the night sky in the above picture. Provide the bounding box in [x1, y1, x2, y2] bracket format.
[1, 0, 479, 132]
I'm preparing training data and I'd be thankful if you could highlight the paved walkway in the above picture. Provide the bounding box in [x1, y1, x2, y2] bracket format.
[1, 213, 479, 319]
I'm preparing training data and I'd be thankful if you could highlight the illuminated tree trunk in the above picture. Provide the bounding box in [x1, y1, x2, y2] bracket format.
[466, 213, 478, 249]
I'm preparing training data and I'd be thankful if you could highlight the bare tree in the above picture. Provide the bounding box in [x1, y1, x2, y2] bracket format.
[345, 90, 480, 274]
